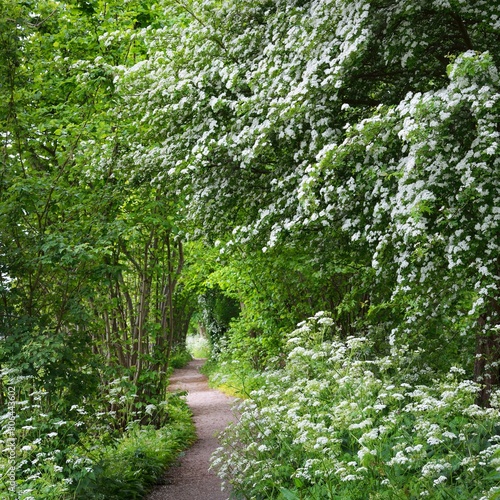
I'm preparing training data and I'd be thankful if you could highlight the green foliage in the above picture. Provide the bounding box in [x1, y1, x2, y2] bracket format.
[2, 0, 500, 497]
[198, 285, 240, 356]
[115, 0, 500, 401]
[204, 358, 262, 399]
[212, 314, 500, 499]
[203, 243, 370, 371]
[169, 347, 193, 369]
[72, 397, 196, 499]
[1, 2, 202, 497]
[0, 371, 195, 499]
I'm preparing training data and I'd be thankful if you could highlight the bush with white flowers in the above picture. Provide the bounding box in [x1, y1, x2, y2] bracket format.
[212, 313, 500, 499]
[114, 0, 500, 396]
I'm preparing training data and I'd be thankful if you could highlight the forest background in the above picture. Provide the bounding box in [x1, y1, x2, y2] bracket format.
[1, 0, 500, 498]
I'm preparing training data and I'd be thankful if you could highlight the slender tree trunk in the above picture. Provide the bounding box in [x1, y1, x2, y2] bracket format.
[164, 236, 175, 374]
[156, 237, 184, 388]
[132, 235, 154, 386]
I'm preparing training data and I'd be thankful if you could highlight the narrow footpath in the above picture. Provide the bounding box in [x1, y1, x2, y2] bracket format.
[147, 359, 236, 500]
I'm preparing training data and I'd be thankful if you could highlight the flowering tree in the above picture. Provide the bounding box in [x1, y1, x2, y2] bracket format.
[118, 0, 499, 402]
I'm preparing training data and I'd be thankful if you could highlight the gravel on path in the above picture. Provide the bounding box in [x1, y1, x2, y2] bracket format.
[146, 359, 236, 500]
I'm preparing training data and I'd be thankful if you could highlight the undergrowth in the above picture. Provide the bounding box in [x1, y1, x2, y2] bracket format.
[201, 358, 261, 399]
[169, 347, 193, 369]
[73, 395, 196, 499]
[0, 379, 195, 499]
[211, 312, 500, 500]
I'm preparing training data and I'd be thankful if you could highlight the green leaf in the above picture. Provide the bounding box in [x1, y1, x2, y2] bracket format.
[280, 488, 300, 500]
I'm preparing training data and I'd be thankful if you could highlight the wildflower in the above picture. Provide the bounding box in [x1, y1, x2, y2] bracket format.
[427, 436, 443, 445]
[387, 451, 409, 466]
[145, 404, 157, 415]
[317, 317, 334, 326]
[341, 474, 361, 481]
[421, 461, 451, 478]
[433, 475, 447, 486]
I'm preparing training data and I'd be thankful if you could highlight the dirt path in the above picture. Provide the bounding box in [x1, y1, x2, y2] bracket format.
[147, 359, 236, 500]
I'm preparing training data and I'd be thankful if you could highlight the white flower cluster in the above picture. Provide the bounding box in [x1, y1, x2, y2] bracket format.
[102, 0, 500, 356]
[211, 316, 500, 498]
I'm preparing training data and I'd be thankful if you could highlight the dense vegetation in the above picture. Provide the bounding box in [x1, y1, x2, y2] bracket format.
[0, 0, 197, 497]
[1, 0, 499, 498]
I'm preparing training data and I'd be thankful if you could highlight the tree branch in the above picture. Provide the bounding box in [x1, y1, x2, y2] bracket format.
[451, 13, 474, 51]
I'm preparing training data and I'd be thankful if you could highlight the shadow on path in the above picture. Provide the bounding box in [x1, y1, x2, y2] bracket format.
[146, 359, 236, 500]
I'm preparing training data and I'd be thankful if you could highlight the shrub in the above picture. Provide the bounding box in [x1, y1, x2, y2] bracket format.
[73, 397, 196, 499]
[212, 313, 500, 500]
[169, 348, 193, 369]
[0, 372, 195, 500]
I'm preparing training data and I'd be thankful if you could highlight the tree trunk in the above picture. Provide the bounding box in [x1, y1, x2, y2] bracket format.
[474, 298, 500, 407]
